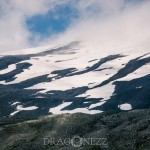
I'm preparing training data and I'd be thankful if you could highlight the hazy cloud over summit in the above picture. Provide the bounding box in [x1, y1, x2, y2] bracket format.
[0, 0, 150, 52]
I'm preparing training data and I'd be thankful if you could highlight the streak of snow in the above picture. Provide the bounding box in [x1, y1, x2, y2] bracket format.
[10, 110, 20, 116]
[11, 102, 20, 106]
[0, 64, 16, 74]
[49, 102, 102, 114]
[17, 105, 38, 111]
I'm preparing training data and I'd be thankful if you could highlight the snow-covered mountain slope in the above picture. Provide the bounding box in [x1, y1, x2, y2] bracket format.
[0, 41, 150, 118]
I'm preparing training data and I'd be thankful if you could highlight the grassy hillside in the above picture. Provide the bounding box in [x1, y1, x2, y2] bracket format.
[0, 109, 150, 150]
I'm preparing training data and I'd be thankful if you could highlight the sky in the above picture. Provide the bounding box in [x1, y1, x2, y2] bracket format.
[0, 0, 150, 52]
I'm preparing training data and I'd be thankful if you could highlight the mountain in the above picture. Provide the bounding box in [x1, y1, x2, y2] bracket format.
[0, 41, 150, 150]
[0, 41, 150, 120]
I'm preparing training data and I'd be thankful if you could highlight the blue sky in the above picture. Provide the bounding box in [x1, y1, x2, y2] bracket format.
[26, 3, 79, 38]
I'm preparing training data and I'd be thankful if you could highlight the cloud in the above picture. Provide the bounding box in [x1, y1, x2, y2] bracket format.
[0, 0, 150, 52]
[47, 0, 150, 51]
[0, 0, 68, 52]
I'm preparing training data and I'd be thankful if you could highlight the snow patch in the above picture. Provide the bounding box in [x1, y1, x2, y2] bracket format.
[0, 64, 16, 75]
[17, 105, 38, 111]
[49, 102, 102, 114]
[136, 86, 142, 89]
[10, 110, 20, 116]
[11, 102, 20, 106]
[118, 103, 132, 110]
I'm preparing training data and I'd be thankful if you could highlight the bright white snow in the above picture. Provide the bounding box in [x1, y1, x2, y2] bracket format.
[11, 102, 20, 106]
[1, 42, 149, 115]
[10, 105, 38, 116]
[10, 110, 20, 116]
[118, 103, 132, 110]
[0, 64, 16, 74]
[49, 102, 102, 114]
[17, 105, 38, 111]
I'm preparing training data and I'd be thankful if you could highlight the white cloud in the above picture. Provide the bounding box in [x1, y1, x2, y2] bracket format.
[0, 0, 150, 52]
[0, 0, 68, 52]
[47, 0, 150, 51]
